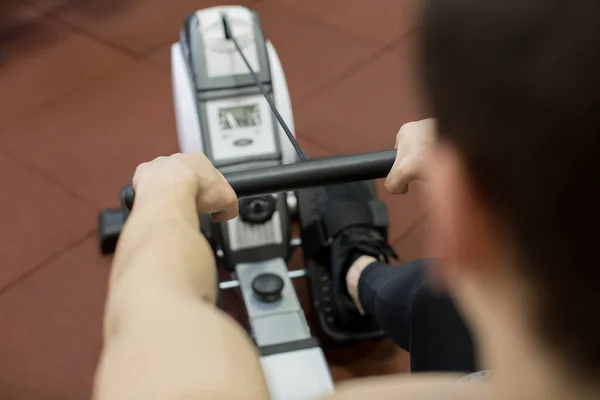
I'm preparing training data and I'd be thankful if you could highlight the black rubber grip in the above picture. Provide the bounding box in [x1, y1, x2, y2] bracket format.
[122, 150, 396, 211]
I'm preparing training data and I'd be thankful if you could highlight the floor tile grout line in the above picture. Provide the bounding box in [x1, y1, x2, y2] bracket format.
[138, 0, 390, 63]
[106, 0, 266, 59]
[42, 9, 141, 60]
[299, 134, 340, 155]
[0, 147, 100, 210]
[294, 43, 394, 108]
[0, 229, 96, 297]
[295, 27, 420, 108]
[265, 0, 393, 49]
[19, 0, 269, 62]
[44, 0, 266, 61]
[0, 54, 147, 134]
[23, 0, 82, 15]
[142, 13, 420, 105]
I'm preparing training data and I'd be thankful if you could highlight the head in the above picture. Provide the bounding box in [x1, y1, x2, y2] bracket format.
[421, 0, 600, 378]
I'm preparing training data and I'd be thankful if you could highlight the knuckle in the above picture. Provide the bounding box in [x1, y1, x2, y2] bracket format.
[384, 179, 393, 192]
[226, 190, 238, 207]
[134, 162, 148, 175]
[218, 184, 235, 203]
[198, 184, 237, 213]
[384, 177, 397, 192]
[206, 173, 220, 188]
[196, 152, 209, 162]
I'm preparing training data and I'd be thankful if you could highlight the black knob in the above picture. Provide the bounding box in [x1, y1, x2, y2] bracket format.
[239, 195, 276, 224]
[121, 185, 135, 212]
[252, 273, 284, 303]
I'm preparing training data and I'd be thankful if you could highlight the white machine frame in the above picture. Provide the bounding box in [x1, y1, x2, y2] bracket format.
[171, 6, 334, 400]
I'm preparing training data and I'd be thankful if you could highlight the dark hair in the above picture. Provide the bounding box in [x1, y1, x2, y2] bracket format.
[421, 0, 600, 373]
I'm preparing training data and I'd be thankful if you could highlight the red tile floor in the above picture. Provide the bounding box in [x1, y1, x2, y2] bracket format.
[0, 1, 431, 398]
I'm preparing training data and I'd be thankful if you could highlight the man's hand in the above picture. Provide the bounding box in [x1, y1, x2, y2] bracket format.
[385, 118, 437, 194]
[133, 152, 238, 222]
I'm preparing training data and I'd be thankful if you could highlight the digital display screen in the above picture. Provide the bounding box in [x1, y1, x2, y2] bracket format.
[219, 104, 261, 130]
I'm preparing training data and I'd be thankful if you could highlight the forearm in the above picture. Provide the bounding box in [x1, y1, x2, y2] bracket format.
[108, 185, 213, 304]
[320, 375, 482, 400]
[95, 186, 270, 400]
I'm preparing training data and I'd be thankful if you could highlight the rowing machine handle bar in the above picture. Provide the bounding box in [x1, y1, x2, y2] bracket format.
[122, 149, 396, 211]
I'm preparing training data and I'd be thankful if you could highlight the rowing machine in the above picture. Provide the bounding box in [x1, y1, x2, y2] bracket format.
[98, 6, 395, 399]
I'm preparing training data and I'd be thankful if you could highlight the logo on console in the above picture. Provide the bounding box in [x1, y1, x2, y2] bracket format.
[233, 138, 253, 147]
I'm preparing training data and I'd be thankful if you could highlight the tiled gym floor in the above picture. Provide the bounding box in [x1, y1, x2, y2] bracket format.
[0, 1, 430, 398]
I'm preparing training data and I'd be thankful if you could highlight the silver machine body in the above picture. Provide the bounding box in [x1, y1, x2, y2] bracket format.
[171, 6, 334, 400]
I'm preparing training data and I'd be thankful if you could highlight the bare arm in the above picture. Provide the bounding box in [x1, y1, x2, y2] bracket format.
[93, 154, 270, 400]
[321, 375, 485, 400]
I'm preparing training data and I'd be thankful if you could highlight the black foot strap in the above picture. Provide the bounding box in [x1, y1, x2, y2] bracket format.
[303, 199, 390, 260]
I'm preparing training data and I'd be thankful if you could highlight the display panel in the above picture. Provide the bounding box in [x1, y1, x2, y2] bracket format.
[206, 95, 277, 163]
[219, 104, 261, 130]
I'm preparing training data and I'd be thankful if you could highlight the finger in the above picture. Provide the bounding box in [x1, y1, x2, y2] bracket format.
[198, 175, 238, 222]
[209, 186, 239, 222]
[177, 152, 213, 177]
[384, 176, 408, 194]
[384, 144, 410, 193]
[211, 205, 238, 223]
[132, 162, 150, 189]
[132, 156, 168, 189]
[385, 163, 418, 194]
[176, 152, 238, 220]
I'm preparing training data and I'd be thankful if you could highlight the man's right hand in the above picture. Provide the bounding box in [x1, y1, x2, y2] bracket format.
[385, 118, 437, 194]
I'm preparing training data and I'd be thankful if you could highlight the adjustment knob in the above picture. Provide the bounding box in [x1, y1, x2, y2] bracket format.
[252, 273, 284, 303]
[239, 195, 276, 224]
